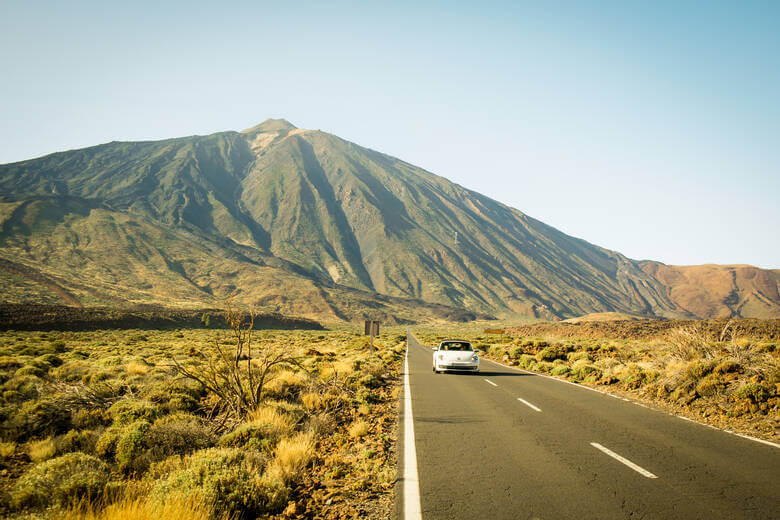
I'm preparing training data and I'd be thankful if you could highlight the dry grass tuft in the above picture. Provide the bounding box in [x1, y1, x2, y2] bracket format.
[667, 326, 718, 360]
[28, 437, 57, 462]
[300, 391, 322, 411]
[268, 431, 315, 483]
[0, 441, 16, 458]
[265, 370, 307, 394]
[318, 360, 355, 381]
[348, 419, 370, 438]
[125, 362, 149, 376]
[246, 406, 297, 438]
[52, 493, 223, 520]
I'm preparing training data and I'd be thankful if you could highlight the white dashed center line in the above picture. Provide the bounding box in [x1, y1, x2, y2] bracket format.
[590, 442, 658, 478]
[517, 397, 542, 412]
[484, 378, 498, 387]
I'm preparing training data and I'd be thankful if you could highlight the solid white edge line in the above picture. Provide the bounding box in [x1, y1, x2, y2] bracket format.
[403, 341, 423, 520]
[483, 378, 498, 387]
[480, 357, 780, 450]
[590, 442, 658, 479]
[733, 433, 780, 448]
[517, 397, 542, 412]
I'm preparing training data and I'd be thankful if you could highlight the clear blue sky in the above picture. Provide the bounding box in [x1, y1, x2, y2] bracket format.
[1, 1, 778, 268]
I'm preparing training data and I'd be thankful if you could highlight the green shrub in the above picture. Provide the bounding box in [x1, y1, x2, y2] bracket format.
[695, 375, 724, 397]
[358, 374, 380, 388]
[107, 399, 160, 426]
[0, 356, 23, 371]
[487, 345, 505, 358]
[116, 420, 150, 473]
[551, 366, 571, 377]
[571, 362, 601, 381]
[508, 346, 524, 360]
[12, 452, 109, 509]
[219, 423, 273, 450]
[670, 381, 696, 403]
[166, 392, 199, 412]
[355, 388, 378, 404]
[94, 426, 123, 460]
[6, 399, 70, 441]
[536, 361, 554, 373]
[567, 351, 590, 363]
[50, 360, 91, 382]
[50, 341, 67, 353]
[55, 429, 100, 455]
[517, 355, 536, 369]
[151, 447, 286, 518]
[621, 366, 657, 390]
[686, 361, 715, 380]
[732, 383, 772, 403]
[13, 365, 46, 378]
[2, 375, 40, 401]
[148, 414, 215, 458]
[713, 360, 740, 374]
[34, 354, 63, 368]
[536, 347, 564, 362]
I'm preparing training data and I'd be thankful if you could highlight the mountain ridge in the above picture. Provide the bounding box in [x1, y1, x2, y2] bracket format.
[1, 119, 777, 321]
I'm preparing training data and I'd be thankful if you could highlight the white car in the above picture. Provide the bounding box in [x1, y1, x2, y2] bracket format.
[432, 339, 480, 373]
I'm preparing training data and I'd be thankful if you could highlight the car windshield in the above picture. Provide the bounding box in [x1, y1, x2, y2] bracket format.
[440, 342, 472, 351]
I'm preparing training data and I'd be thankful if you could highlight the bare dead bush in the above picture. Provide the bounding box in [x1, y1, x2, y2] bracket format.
[667, 326, 718, 361]
[169, 301, 300, 425]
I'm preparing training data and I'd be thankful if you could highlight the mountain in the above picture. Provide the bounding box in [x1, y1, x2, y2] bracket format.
[638, 262, 780, 319]
[0, 119, 777, 321]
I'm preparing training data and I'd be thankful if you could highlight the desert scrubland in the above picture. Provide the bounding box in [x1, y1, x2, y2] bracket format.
[0, 319, 403, 519]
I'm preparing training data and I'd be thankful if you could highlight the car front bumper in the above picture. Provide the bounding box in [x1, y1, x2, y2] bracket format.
[438, 362, 479, 372]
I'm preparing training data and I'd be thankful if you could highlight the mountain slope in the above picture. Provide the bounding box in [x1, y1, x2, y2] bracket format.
[0, 119, 776, 320]
[639, 262, 780, 319]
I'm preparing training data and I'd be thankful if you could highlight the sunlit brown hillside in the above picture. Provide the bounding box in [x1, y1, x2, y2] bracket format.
[639, 262, 780, 319]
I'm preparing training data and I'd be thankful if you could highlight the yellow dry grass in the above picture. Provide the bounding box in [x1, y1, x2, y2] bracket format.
[267, 431, 315, 483]
[301, 391, 322, 411]
[264, 369, 307, 393]
[318, 360, 355, 381]
[52, 494, 223, 520]
[0, 441, 16, 458]
[348, 419, 370, 438]
[125, 361, 149, 375]
[246, 406, 296, 438]
[28, 437, 56, 462]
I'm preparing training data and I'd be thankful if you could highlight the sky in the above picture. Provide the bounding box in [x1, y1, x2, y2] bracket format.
[1, 1, 778, 268]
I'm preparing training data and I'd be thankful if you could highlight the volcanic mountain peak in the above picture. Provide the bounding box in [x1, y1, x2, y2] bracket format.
[241, 118, 298, 135]
[0, 120, 778, 321]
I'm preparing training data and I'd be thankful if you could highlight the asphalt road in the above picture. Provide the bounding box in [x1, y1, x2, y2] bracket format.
[399, 332, 779, 520]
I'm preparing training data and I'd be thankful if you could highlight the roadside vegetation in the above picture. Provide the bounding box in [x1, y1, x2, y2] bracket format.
[0, 317, 403, 519]
[416, 319, 779, 441]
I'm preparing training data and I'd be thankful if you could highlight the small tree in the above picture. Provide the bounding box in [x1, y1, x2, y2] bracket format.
[172, 300, 299, 425]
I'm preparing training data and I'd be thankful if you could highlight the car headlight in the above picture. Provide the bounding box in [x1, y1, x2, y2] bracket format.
[438, 354, 444, 360]
[471, 355, 479, 361]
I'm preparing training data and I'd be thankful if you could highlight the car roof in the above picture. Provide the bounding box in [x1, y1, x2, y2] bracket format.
[439, 339, 471, 343]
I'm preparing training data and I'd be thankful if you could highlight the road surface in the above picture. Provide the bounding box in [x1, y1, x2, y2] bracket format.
[398, 332, 779, 519]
